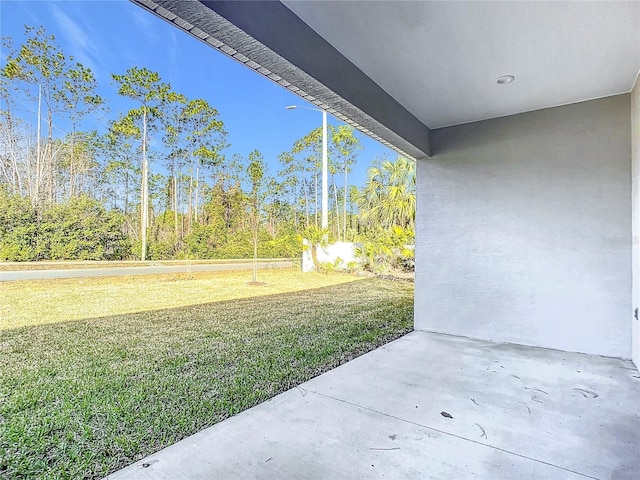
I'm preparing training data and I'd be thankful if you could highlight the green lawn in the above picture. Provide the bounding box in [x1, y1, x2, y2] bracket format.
[1, 268, 359, 330]
[0, 259, 293, 271]
[0, 273, 413, 479]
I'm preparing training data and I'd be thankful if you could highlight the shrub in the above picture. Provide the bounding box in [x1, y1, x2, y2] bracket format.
[36, 196, 130, 260]
[356, 226, 415, 274]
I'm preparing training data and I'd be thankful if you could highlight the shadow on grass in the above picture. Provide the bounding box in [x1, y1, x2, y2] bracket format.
[1, 278, 414, 480]
[0, 269, 364, 331]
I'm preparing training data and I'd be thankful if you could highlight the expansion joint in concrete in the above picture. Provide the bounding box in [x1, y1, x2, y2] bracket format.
[306, 389, 601, 480]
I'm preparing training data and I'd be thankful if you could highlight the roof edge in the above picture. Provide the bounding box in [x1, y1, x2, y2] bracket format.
[130, 0, 431, 159]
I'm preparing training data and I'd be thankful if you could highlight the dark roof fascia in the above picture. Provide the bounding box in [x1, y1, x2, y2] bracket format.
[130, 0, 431, 159]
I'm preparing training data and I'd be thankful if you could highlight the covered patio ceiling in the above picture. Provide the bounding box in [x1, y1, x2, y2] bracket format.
[132, 0, 640, 159]
[282, 0, 640, 129]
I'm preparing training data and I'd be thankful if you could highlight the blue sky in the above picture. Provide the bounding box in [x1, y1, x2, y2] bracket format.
[1, 0, 395, 188]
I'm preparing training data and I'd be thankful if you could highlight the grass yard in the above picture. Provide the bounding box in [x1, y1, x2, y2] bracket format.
[0, 259, 292, 271]
[1, 268, 354, 330]
[0, 271, 414, 479]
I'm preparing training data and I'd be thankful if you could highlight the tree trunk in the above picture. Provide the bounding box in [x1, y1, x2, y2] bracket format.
[187, 163, 193, 236]
[310, 244, 319, 271]
[0, 109, 24, 194]
[194, 164, 199, 224]
[343, 168, 348, 240]
[252, 191, 258, 283]
[174, 174, 179, 242]
[333, 181, 340, 241]
[252, 230, 258, 283]
[314, 168, 318, 228]
[46, 98, 55, 206]
[34, 84, 42, 210]
[69, 127, 76, 198]
[141, 108, 148, 261]
[124, 170, 129, 216]
[303, 178, 310, 228]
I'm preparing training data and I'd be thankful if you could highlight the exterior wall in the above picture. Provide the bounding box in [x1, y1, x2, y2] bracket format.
[415, 95, 632, 358]
[632, 75, 640, 368]
[302, 241, 361, 272]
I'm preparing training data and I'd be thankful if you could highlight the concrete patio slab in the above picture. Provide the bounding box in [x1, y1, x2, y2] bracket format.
[107, 331, 640, 480]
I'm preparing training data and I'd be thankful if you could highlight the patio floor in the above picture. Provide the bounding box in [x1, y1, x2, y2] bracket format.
[107, 330, 640, 480]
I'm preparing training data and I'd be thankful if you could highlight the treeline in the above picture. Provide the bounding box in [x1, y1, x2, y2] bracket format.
[0, 26, 415, 271]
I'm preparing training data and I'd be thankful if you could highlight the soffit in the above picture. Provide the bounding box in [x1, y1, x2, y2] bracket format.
[282, 1, 640, 128]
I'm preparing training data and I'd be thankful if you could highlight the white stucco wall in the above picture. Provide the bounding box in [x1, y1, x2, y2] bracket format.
[302, 241, 361, 272]
[416, 95, 632, 358]
[632, 75, 640, 368]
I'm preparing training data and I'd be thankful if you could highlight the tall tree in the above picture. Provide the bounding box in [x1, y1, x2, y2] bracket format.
[264, 177, 287, 239]
[278, 151, 306, 228]
[358, 156, 416, 231]
[328, 156, 341, 239]
[161, 92, 188, 243]
[281, 124, 361, 238]
[247, 150, 265, 283]
[103, 119, 140, 219]
[57, 130, 100, 198]
[2, 26, 69, 210]
[0, 68, 26, 195]
[209, 153, 245, 232]
[330, 125, 361, 240]
[55, 63, 104, 198]
[291, 128, 323, 227]
[112, 67, 171, 260]
[181, 98, 227, 227]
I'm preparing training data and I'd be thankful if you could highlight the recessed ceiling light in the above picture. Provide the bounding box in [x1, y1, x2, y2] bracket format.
[497, 75, 515, 85]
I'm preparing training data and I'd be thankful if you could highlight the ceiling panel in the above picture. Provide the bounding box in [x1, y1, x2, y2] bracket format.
[282, 1, 640, 128]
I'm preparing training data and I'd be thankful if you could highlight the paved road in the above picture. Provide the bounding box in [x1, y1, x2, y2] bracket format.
[0, 260, 295, 282]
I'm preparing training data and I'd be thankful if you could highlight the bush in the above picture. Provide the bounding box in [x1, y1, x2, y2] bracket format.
[0, 188, 38, 261]
[357, 226, 415, 274]
[147, 238, 177, 260]
[183, 226, 300, 260]
[184, 223, 230, 258]
[0, 194, 130, 261]
[0, 225, 40, 261]
[38, 196, 130, 260]
[259, 231, 301, 258]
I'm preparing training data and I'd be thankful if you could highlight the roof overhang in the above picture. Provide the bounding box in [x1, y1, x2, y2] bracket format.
[131, 1, 640, 161]
[131, 0, 432, 159]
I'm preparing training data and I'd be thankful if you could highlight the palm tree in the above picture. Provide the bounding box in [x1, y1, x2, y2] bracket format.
[300, 224, 332, 271]
[358, 156, 415, 231]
